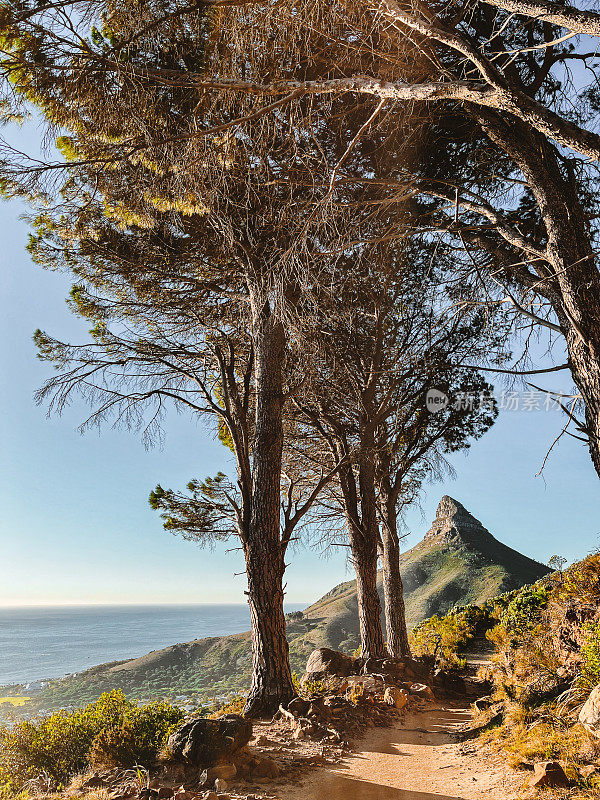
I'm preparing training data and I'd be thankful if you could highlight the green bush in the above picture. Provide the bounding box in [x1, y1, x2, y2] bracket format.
[581, 622, 600, 685]
[410, 612, 471, 668]
[0, 690, 184, 792]
[500, 584, 550, 640]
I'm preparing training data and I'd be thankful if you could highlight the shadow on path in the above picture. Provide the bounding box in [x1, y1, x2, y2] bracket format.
[296, 772, 470, 800]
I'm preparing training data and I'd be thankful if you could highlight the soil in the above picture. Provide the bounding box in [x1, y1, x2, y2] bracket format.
[272, 701, 525, 800]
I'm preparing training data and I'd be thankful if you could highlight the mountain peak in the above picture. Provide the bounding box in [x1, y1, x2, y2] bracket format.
[424, 495, 495, 547]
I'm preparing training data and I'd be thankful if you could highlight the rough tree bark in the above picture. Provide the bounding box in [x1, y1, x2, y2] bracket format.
[348, 521, 386, 660]
[379, 493, 411, 658]
[339, 450, 386, 660]
[243, 296, 295, 717]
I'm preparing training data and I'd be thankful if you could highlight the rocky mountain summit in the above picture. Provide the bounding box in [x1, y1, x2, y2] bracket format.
[425, 495, 496, 545]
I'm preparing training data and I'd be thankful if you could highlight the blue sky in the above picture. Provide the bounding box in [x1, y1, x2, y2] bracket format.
[0, 128, 598, 607]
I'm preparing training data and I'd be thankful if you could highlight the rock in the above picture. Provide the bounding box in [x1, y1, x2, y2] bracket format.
[579, 684, 600, 738]
[527, 761, 570, 788]
[303, 648, 358, 683]
[252, 756, 280, 779]
[463, 678, 492, 698]
[201, 793, 218, 800]
[383, 686, 409, 709]
[409, 683, 435, 700]
[214, 779, 228, 792]
[167, 715, 253, 766]
[473, 695, 494, 713]
[157, 789, 173, 799]
[172, 791, 193, 800]
[206, 764, 237, 782]
[286, 697, 310, 717]
[346, 676, 383, 693]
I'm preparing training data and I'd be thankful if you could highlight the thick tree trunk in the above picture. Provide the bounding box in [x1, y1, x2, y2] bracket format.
[341, 449, 386, 660]
[349, 524, 386, 659]
[474, 111, 600, 481]
[517, 152, 600, 479]
[380, 501, 411, 657]
[566, 323, 600, 478]
[243, 298, 295, 717]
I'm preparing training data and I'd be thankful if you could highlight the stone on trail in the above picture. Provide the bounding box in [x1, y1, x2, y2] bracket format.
[579, 684, 600, 738]
[346, 675, 383, 693]
[287, 696, 311, 717]
[205, 764, 237, 782]
[383, 686, 409, 709]
[527, 761, 570, 788]
[409, 683, 435, 700]
[303, 648, 358, 683]
[252, 755, 280, 779]
[167, 715, 253, 766]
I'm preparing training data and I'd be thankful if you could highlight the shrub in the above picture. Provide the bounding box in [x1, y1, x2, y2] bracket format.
[500, 584, 550, 641]
[0, 690, 184, 792]
[557, 552, 600, 605]
[410, 612, 471, 668]
[207, 694, 245, 718]
[485, 719, 600, 773]
[581, 622, 600, 686]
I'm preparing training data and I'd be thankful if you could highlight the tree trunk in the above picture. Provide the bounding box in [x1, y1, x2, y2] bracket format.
[341, 448, 386, 660]
[243, 298, 295, 717]
[516, 149, 600, 479]
[349, 524, 386, 660]
[380, 497, 411, 657]
[473, 110, 600, 481]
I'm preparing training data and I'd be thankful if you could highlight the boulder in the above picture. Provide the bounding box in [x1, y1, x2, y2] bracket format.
[346, 675, 384, 693]
[383, 686, 409, 710]
[473, 695, 494, 713]
[203, 764, 237, 783]
[303, 648, 358, 683]
[579, 684, 600, 738]
[252, 756, 280, 779]
[527, 761, 569, 788]
[167, 715, 253, 766]
[409, 683, 435, 700]
[286, 697, 311, 717]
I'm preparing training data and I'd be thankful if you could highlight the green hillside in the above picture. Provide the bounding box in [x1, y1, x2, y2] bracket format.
[25, 497, 549, 712]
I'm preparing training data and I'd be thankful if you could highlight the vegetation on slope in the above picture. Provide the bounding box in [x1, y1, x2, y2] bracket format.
[0, 691, 184, 796]
[480, 553, 600, 795]
[414, 552, 600, 796]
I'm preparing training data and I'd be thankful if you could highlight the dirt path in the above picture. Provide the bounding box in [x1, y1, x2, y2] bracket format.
[274, 703, 524, 800]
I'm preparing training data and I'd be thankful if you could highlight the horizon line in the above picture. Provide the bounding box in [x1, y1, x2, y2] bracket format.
[0, 600, 310, 609]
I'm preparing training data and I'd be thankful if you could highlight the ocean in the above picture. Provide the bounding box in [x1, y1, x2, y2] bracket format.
[0, 603, 305, 686]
